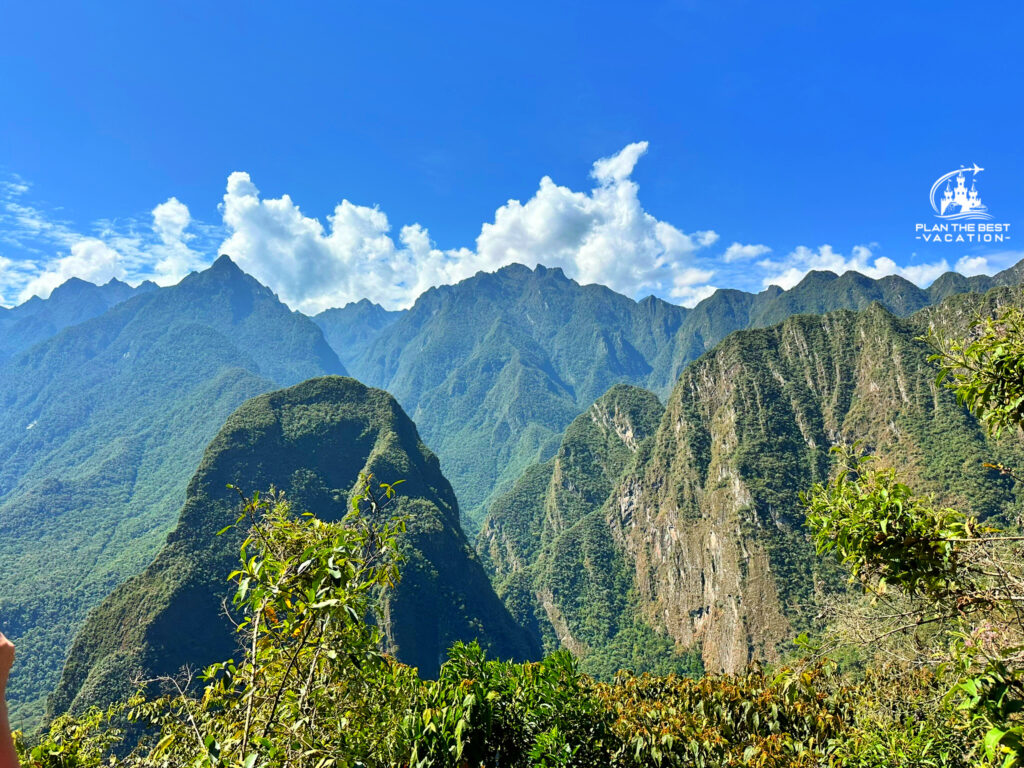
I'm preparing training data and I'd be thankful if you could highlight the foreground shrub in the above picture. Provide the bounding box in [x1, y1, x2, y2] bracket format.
[15, 471, 996, 767]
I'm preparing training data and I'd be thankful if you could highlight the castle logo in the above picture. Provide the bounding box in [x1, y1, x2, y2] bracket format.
[930, 164, 993, 221]
[915, 163, 1010, 243]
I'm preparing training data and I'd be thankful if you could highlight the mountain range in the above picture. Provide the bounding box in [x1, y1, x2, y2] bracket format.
[0, 276, 155, 365]
[2, 254, 1023, 727]
[316, 259, 1024, 523]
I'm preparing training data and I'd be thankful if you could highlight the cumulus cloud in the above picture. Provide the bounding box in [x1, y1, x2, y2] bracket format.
[153, 198, 190, 244]
[954, 250, 1024, 278]
[723, 242, 771, 263]
[955, 255, 989, 276]
[220, 142, 721, 311]
[758, 244, 951, 290]
[0, 178, 207, 304]
[670, 267, 716, 305]
[148, 197, 206, 284]
[17, 239, 124, 302]
[591, 141, 650, 184]
[219, 171, 450, 313]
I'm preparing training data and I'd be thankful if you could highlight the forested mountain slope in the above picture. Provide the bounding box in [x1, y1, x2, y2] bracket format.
[7, 256, 1022, 724]
[313, 299, 403, 370]
[51, 376, 539, 717]
[0, 276, 156, 365]
[345, 264, 689, 520]
[315, 260, 1024, 524]
[0, 255, 345, 726]
[481, 286, 1024, 675]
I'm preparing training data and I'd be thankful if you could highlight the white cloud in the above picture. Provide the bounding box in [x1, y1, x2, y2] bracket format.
[153, 197, 190, 244]
[148, 197, 205, 284]
[957, 250, 1024, 276]
[670, 267, 716, 306]
[219, 172, 443, 314]
[591, 141, 650, 184]
[0, 195, 80, 252]
[0, 179, 207, 304]
[219, 142, 721, 312]
[898, 259, 951, 286]
[0, 254, 37, 306]
[955, 255, 989, 276]
[17, 239, 124, 303]
[723, 242, 771, 263]
[1, 148, 1018, 312]
[759, 244, 951, 290]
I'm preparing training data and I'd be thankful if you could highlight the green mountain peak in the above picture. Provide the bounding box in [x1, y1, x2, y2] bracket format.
[51, 376, 539, 717]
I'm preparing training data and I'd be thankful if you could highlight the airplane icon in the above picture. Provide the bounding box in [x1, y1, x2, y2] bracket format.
[964, 163, 984, 174]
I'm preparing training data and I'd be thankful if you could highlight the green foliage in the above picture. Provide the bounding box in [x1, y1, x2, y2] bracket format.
[929, 304, 1024, 768]
[958, 661, 1024, 768]
[403, 642, 613, 768]
[134, 479, 407, 768]
[805, 447, 973, 599]
[15, 705, 126, 767]
[824, 666, 978, 768]
[930, 304, 1024, 437]
[804, 447, 1024, 766]
[802, 301, 1024, 768]
[598, 665, 857, 767]
[13, 478, 998, 768]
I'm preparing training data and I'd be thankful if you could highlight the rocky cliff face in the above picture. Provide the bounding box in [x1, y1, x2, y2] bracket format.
[478, 385, 701, 678]
[483, 289, 1024, 675]
[613, 296, 1023, 671]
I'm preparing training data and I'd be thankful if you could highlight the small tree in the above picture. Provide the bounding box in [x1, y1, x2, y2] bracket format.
[22, 476, 410, 768]
[152, 477, 408, 768]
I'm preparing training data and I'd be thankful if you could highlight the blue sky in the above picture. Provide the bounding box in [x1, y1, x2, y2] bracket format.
[1, 1, 1022, 311]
